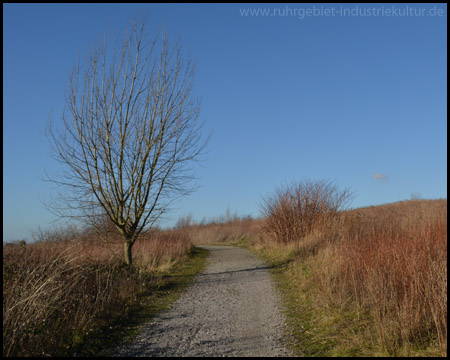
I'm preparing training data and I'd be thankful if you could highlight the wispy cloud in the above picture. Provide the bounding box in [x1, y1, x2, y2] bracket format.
[372, 173, 388, 182]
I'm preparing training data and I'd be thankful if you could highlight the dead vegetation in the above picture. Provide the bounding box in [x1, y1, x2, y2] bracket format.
[3, 226, 193, 357]
[184, 183, 447, 356]
[3, 182, 446, 356]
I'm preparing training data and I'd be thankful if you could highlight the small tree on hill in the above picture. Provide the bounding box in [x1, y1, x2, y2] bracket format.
[45, 15, 208, 265]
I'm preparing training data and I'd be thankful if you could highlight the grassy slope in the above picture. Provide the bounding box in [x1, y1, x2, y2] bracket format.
[228, 200, 447, 357]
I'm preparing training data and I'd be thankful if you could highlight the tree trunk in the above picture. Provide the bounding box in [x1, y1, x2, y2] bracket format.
[124, 241, 133, 265]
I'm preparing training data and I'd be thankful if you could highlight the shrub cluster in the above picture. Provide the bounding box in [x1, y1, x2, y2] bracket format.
[261, 179, 352, 244]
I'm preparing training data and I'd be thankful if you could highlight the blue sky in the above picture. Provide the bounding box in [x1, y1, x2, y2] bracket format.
[3, 3, 447, 242]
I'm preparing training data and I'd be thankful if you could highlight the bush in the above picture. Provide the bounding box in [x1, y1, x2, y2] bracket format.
[259, 184, 447, 355]
[261, 179, 352, 244]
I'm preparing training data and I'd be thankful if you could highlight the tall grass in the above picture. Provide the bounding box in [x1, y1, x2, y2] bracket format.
[334, 201, 447, 355]
[187, 217, 262, 246]
[187, 179, 446, 356]
[258, 183, 447, 356]
[3, 226, 193, 357]
[7, 190, 445, 356]
[133, 229, 194, 271]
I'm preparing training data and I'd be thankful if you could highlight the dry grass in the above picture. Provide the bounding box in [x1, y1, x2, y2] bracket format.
[3, 226, 193, 357]
[186, 217, 264, 246]
[333, 200, 447, 355]
[187, 194, 447, 356]
[264, 198, 447, 356]
[4, 192, 446, 357]
[133, 229, 194, 272]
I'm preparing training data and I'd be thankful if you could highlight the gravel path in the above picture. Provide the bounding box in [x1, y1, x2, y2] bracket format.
[113, 245, 293, 357]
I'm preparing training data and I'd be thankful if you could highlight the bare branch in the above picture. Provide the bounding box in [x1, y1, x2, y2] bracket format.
[44, 15, 208, 264]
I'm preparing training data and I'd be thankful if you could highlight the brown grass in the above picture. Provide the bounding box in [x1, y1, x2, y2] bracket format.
[187, 194, 447, 356]
[273, 198, 447, 356]
[3, 226, 193, 357]
[186, 217, 263, 246]
[4, 193, 446, 356]
[333, 200, 447, 355]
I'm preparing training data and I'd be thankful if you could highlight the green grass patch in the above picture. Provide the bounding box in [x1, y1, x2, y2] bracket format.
[271, 260, 378, 357]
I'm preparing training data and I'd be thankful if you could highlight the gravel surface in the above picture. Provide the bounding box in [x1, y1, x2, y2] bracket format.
[112, 245, 293, 357]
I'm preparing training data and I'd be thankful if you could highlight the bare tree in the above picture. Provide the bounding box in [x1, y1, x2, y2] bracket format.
[45, 15, 208, 265]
